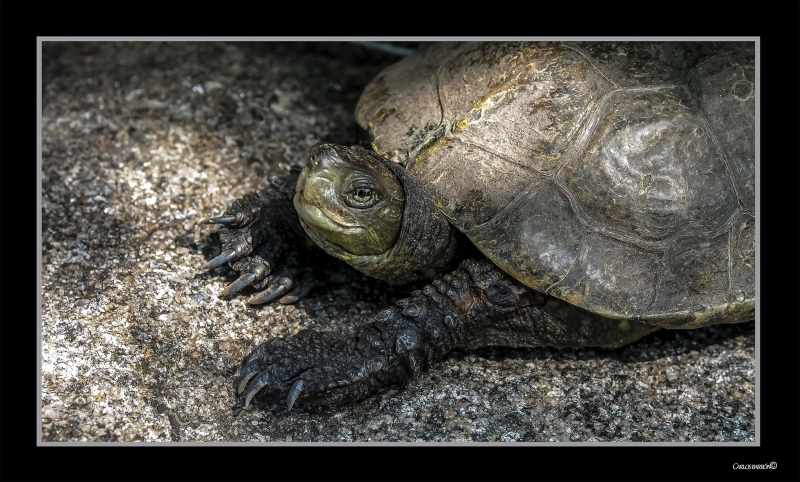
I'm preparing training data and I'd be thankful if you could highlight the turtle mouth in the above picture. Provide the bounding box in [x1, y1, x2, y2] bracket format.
[293, 191, 364, 236]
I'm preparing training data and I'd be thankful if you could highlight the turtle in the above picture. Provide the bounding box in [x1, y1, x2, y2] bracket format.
[201, 41, 755, 411]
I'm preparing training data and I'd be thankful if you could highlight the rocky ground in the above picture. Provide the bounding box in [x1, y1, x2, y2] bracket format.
[40, 41, 756, 443]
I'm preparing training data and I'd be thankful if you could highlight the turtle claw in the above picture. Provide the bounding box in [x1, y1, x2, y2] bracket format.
[203, 214, 237, 225]
[237, 360, 261, 395]
[279, 272, 316, 304]
[286, 380, 304, 411]
[221, 272, 257, 296]
[247, 281, 290, 305]
[243, 372, 272, 409]
[203, 249, 237, 270]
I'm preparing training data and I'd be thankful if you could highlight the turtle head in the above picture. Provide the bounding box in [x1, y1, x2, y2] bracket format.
[294, 142, 464, 283]
[294, 143, 405, 257]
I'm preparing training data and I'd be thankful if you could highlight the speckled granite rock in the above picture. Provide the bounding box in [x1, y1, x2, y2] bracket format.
[40, 41, 755, 443]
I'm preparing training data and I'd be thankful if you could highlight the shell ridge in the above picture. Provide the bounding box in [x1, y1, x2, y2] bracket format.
[448, 136, 547, 175]
[409, 42, 484, 171]
[727, 226, 733, 303]
[676, 83, 747, 214]
[549, 88, 624, 174]
[639, 252, 667, 320]
[550, 82, 738, 253]
[443, 135, 547, 233]
[543, 234, 584, 294]
[636, 251, 667, 321]
[551, 171, 664, 251]
[562, 43, 621, 90]
[459, 87, 634, 233]
[431, 59, 447, 145]
[554, 165, 744, 253]
[552, 84, 678, 175]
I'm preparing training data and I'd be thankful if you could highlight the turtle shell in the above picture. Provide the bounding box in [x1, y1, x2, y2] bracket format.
[355, 42, 755, 329]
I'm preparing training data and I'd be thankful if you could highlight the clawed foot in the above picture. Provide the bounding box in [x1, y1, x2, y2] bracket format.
[235, 326, 403, 410]
[201, 176, 320, 305]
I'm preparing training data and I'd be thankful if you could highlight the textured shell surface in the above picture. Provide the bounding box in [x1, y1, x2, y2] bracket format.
[356, 42, 755, 329]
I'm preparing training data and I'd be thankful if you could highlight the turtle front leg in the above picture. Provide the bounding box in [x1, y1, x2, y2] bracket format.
[236, 258, 540, 409]
[202, 170, 325, 305]
[237, 258, 659, 410]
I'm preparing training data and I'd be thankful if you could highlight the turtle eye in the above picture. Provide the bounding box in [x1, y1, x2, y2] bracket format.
[353, 188, 374, 201]
[344, 187, 379, 208]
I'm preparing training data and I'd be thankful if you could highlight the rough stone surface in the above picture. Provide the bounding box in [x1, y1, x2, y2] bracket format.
[41, 41, 756, 443]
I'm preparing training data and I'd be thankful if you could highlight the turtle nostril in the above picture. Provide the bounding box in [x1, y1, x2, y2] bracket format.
[310, 147, 340, 169]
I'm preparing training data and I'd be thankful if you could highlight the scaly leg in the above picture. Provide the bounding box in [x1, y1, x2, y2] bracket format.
[236, 258, 657, 410]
